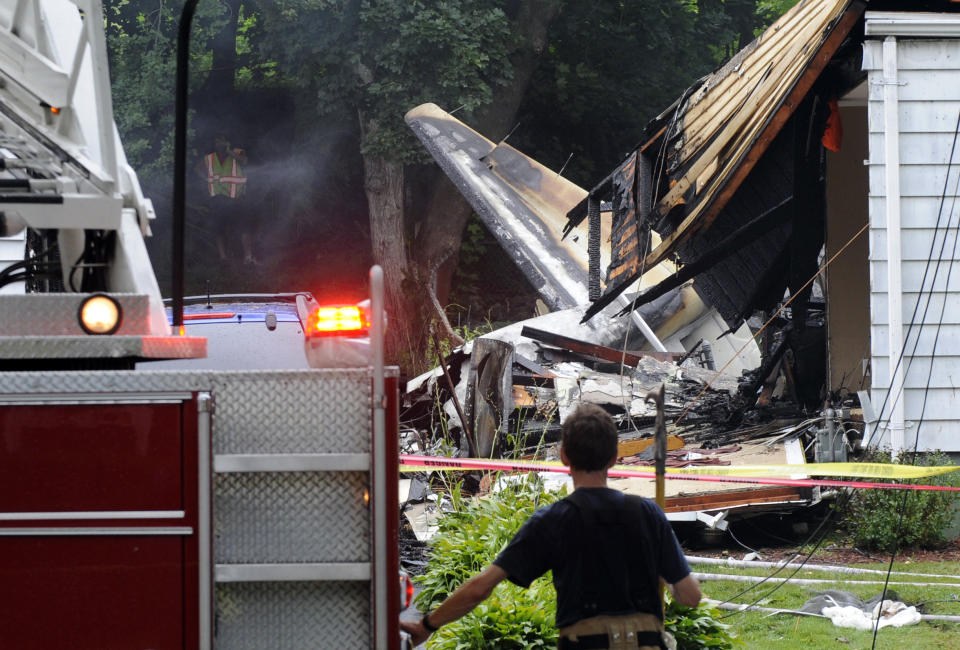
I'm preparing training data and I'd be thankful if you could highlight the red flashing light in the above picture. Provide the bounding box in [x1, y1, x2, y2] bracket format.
[306, 305, 369, 337]
[400, 571, 414, 611]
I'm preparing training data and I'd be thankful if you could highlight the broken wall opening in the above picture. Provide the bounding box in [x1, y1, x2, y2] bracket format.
[825, 89, 871, 397]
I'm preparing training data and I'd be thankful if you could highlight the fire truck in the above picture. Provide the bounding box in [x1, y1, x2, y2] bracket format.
[0, 1, 401, 647]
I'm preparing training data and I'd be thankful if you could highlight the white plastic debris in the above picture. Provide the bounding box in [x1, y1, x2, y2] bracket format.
[821, 596, 922, 630]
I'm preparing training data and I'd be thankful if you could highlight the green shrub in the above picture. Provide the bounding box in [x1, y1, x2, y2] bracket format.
[840, 449, 960, 551]
[415, 475, 561, 649]
[415, 474, 739, 649]
[664, 596, 740, 650]
[427, 584, 558, 649]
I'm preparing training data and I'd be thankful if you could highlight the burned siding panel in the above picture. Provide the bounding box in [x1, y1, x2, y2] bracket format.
[674, 122, 798, 327]
[643, 0, 856, 261]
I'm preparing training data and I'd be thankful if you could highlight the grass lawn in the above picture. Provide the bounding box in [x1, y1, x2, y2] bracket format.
[694, 560, 960, 649]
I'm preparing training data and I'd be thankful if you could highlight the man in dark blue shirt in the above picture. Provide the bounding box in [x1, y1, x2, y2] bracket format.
[401, 403, 701, 649]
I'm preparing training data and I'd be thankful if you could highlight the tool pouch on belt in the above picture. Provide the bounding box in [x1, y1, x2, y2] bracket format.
[558, 613, 667, 649]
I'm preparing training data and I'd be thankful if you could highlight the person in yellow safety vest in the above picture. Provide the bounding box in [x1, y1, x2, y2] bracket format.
[195, 133, 258, 264]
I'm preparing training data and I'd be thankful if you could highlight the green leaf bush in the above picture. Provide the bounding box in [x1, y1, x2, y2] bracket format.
[415, 475, 738, 649]
[664, 597, 740, 649]
[414, 476, 562, 650]
[840, 449, 960, 551]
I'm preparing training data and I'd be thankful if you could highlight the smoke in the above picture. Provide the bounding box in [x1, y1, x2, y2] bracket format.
[143, 104, 371, 295]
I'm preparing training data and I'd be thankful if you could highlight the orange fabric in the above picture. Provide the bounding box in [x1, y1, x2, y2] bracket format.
[822, 98, 843, 152]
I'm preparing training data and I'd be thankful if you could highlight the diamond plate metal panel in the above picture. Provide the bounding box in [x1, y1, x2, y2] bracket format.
[0, 368, 370, 397]
[215, 472, 369, 564]
[211, 370, 371, 455]
[0, 294, 152, 335]
[0, 335, 206, 360]
[0, 369, 213, 394]
[214, 581, 369, 649]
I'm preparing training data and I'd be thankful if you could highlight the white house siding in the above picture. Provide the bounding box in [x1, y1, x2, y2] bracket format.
[865, 28, 960, 452]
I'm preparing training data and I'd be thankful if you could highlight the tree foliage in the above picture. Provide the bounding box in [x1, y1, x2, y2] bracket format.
[103, 0, 801, 371]
[105, 0, 253, 176]
[252, 0, 516, 163]
[512, 0, 801, 186]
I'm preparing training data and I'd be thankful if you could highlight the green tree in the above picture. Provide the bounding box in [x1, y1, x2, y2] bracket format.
[512, 1, 729, 188]
[104, 0, 799, 372]
[254, 0, 559, 368]
[107, 0, 557, 369]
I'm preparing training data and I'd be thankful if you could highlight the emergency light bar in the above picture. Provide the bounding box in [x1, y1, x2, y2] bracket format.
[183, 312, 237, 320]
[306, 305, 370, 337]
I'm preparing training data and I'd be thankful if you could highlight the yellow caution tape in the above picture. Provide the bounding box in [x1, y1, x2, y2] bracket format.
[399, 455, 959, 480]
[662, 462, 960, 480]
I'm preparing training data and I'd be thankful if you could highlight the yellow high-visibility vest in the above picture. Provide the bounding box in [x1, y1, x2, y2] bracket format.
[205, 153, 247, 198]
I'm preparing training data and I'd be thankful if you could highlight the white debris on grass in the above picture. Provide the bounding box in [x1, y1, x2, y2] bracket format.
[822, 599, 922, 630]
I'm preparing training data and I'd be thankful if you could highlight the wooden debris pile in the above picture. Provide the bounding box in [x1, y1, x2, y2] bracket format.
[401, 322, 812, 460]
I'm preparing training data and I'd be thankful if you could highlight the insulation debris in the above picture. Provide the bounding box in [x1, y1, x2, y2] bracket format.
[801, 591, 922, 630]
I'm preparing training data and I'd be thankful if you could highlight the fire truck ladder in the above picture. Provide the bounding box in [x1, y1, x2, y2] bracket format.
[0, 0, 157, 296]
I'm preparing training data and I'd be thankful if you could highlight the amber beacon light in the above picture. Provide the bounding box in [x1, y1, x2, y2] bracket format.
[78, 294, 122, 335]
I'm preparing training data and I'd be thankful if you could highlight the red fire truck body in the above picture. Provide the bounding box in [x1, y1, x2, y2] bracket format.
[0, 2, 400, 648]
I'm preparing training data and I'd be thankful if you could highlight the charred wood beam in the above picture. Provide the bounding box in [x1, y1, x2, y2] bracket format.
[520, 326, 675, 366]
[616, 196, 793, 316]
[514, 353, 557, 378]
[588, 197, 601, 300]
[787, 93, 830, 331]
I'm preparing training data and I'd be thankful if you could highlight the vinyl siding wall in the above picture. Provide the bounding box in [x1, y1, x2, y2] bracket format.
[865, 36, 960, 451]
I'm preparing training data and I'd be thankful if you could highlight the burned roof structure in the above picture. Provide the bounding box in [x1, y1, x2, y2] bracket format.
[569, 0, 864, 329]
[569, 0, 960, 336]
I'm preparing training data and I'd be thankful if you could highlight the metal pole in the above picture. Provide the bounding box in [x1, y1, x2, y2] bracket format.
[196, 393, 212, 650]
[172, 0, 199, 332]
[370, 265, 388, 649]
[653, 384, 666, 509]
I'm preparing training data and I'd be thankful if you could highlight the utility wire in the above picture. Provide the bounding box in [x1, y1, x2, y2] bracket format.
[871, 110, 960, 650]
[863, 108, 960, 450]
[716, 495, 843, 617]
[721, 115, 960, 627]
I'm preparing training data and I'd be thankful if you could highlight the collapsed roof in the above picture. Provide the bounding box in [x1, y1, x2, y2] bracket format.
[567, 0, 960, 333]
[567, 0, 863, 329]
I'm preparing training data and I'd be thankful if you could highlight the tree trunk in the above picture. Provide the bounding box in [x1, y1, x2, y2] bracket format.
[200, 0, 242, 116]
[362, 152, 423, 364]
